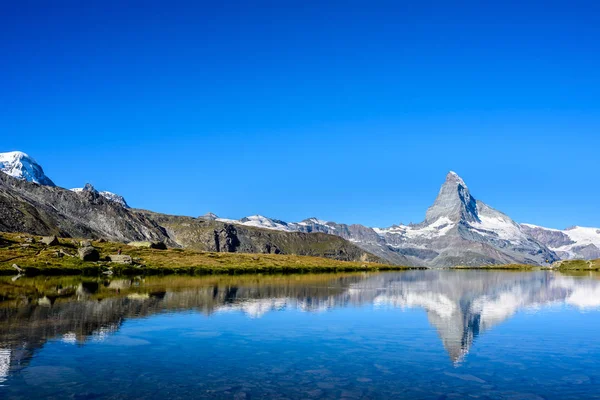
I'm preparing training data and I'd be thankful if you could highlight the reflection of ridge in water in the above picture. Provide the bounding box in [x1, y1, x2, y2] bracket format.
[1, 271, 599, 375]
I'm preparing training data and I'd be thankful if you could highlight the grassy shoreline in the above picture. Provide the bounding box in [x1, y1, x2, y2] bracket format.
[0, 232, 418, 276]
[2, 233, 598, 275]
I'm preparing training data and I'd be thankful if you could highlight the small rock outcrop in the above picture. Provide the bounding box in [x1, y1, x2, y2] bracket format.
[128, 241, 167, 250]
[80, 240, 93, 247]
[41, 236, 59, 246]
[78, 246, 100, 261]
[108, 254, 133, 264]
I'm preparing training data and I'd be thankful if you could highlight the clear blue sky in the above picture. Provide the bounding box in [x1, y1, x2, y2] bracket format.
[1, 1, 599, 229]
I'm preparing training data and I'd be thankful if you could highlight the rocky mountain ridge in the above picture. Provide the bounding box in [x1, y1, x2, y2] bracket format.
[71, 183, 130, 208]
[521, 224, 600, 260]
[211, 172, 559, 267]
[0, 153, 383, 264]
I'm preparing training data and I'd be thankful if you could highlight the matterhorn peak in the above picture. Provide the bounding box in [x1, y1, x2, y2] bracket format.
[446, 171, 467, 187]
[425, 171, 479, 224]
[0, 151, 56, 186]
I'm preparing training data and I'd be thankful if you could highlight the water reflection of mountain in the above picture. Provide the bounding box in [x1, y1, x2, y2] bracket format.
[1, 271, 599, 381]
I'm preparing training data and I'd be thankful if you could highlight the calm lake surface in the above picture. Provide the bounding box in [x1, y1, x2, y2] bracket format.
[1, 270, 600, 399]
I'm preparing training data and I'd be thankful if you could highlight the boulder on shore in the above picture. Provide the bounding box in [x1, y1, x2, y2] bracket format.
[78, 246, 100, 261]
[108, 254, 133, 264]
[41, 236, 59, 246]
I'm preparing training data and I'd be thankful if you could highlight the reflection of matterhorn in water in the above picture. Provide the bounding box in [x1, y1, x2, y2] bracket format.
[369, 271, 600, 363]
[1, 271, 600, 376]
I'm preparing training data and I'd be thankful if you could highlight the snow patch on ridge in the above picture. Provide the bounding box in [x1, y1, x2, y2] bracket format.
[71, 185, 129, 208]
[469, 214, 527, 243]
[374, 217, 454, 239]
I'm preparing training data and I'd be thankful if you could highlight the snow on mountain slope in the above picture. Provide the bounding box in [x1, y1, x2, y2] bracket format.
[216, 215, 292, 231]
[71, 183, 130, 208]
[239, 215, 291, 231]
[374, 217, 454, 240]
[521, 224, 600, 259]
[0, 151, 55, 186]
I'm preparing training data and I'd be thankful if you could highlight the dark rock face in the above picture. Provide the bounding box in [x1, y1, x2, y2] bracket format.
[78, 246, 99, 261]
[149, 242, 167, 250]
[214, 224, 241, 252]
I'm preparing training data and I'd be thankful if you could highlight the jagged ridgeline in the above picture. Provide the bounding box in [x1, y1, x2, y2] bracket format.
[1, 151, 599, 266]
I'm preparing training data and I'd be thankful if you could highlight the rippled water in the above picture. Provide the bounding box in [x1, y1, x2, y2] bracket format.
[1, 270, 600, 399]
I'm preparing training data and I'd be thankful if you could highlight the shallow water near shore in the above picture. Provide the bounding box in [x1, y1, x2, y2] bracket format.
[1, 270, 600, 399]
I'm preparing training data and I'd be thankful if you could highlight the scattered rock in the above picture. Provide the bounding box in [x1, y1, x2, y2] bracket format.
[12, 264, 23, 273]
[127, 241, 167, 250]
[54, 251, 64, 258]
[108, 254, 133, 264]
[80, 240, 93, 247]
[41, 236, 59, 246]
[20, 243, 31, 248]
[98, 238, 107, 243]
[24, 237, 35, 243]
[60, 249, 75, 257]
[78, 246, 100, 261]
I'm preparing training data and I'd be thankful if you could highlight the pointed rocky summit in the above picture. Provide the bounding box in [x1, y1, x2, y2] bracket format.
[425, 171, 479, 224]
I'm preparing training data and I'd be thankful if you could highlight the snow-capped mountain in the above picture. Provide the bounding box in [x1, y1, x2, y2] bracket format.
[521, 224, 600, 259]
[211, 172, 559, 267]
[71, 184, 129, 208]
[0, 151, 55, 186]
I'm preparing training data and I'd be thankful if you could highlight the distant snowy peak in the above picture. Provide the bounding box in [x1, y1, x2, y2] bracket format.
[71, 184, 129, 208]
[521, 224, 600, 259]
[202, 212, 219, 220]
[0, 151, 55, 186]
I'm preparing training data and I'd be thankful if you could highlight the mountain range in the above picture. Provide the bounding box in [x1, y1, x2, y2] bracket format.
[1, 150, 598, 267]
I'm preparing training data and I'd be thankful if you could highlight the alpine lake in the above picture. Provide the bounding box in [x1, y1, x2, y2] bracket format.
[1, 270, 600, 399]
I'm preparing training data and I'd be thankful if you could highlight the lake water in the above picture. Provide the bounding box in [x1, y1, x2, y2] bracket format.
[1, 270, 600, 399]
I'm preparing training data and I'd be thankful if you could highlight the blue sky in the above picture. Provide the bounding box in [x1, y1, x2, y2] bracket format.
[1, 1, 599, 228]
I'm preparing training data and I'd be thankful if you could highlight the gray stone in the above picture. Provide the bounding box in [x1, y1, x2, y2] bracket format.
[80, 240, 92, 247]
[78, 246, 99, 261]
[108, 254, 133, 264]
[41, 236, 59, 246]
